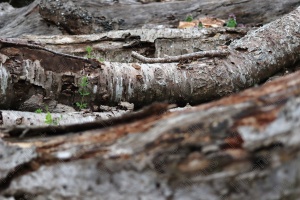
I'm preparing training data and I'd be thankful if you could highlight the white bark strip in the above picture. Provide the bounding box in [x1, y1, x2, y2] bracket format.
[0, 110, 128, 127]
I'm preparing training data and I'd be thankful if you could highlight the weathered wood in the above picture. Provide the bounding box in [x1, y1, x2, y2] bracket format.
[39, 0, 300, 34]
[22, 27, 249, 62]
[0, 109, 128, 128]
[131, 49, 229, 63]
[0, 1, 300, 199]
[0, 0, 300, 37]
[0, 1, 62, 38]
[1, 61, 300, 199]
[0, 7, 299, 110]
[3, 102, 171, 138]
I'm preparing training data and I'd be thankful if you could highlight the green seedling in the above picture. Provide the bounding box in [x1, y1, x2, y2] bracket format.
[35, 108, 43, 113]
[35, 107, 61, 125]
[45, 111, 53, 125]
[44, 111, 62, 125]
[226, 14, 237, 28]
[185, 15, 193, 22]
[76, 76, 90, 110]
[198, 22, 203, 28]
[86, 46, 93, 59]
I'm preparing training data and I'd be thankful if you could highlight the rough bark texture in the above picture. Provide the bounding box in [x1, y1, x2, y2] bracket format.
[0, 0, 300, 37]
[0, 1, 62, 38]
[22, 27, 249, 63]
[0, 1, 300, 199]
[1, 62, 300, 200]
[0, 7, 299, 110]
[39, 0, 300, 34]
[0, 109, 128, 127]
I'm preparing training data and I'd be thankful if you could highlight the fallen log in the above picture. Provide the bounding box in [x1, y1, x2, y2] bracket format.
[0, 6, 299, 110]
[1, 58, 300, 199]
[40, 0, 300, 34]
[1, 0, 300, 37]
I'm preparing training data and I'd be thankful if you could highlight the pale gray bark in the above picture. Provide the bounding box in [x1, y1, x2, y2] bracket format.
[1, 62, 300, 200]
[1, 1, 300, 200]
[0, 0, 300, 37]
[22, 27, 249, 63]
[0, 109, 128, 127]
[0, 7, 299, 109]
[48, 0, 300, 33]
[0, 4, 300, 200]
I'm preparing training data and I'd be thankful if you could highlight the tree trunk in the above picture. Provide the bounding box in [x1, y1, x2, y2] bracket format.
[1, 59, 300, 200]
[1, 2, 300, 200]
[0, 6, 299, 110]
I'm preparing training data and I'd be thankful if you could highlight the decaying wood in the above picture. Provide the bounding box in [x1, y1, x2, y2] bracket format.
[0, 1, 62, 38]
[1, 61, 300, 199]
[1, 0, 299, 37]
[131, 50, 229, 63]
[0, 38, 93, 62]
[2, 102, 171, 138]
[0, 7, 299, 110]
[21, 27, 249, 63]
[39, 0, 300, 34]
[1, 2, 300, 199]
[0, 109, 128, 128]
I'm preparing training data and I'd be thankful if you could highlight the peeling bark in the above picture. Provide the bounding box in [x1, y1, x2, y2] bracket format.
[1, 59, 300, 199]
[22, 27, 249, 62]
[1, 1, 300, 200]
[0, 7, 299, 110]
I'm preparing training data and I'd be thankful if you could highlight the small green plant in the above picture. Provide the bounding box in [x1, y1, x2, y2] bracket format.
[198, 22, 203, 28]
[45, 111, 62, 125]
[226, 14, 237, 28]
[185, 15, 193, 22]
[35, 107, 61, 125]
[86, 46, 93, 59]
[45, 111, 54, 125]
[35, 108, 43, 113]
[76, 76, 90, 110]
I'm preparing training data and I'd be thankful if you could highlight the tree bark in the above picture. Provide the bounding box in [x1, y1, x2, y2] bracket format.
[0, 109, 128, 128]
[39, 0, 300, 34]
[1, 2, 300, 199]
[0, 0, 300, 37]
[1, 60, 300, 199]
[22, 27, 249, 63]
[0, 6, 299, 110]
